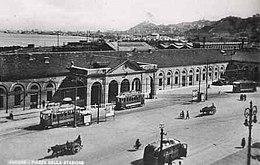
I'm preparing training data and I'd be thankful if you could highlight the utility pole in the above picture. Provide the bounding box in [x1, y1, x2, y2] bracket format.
[198, 71, 201, 101]
[97, 84, 100, 124]
[57, 32, 60, 47]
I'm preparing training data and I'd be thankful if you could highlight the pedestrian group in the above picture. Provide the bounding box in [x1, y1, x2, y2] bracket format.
[180, 110, 190, 119]
[240, 94, 247, 101]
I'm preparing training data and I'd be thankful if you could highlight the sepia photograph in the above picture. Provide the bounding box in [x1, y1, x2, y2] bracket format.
[0, 0, 260, 165]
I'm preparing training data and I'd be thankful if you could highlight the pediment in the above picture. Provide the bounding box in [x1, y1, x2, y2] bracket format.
[107, 60, 143, 75]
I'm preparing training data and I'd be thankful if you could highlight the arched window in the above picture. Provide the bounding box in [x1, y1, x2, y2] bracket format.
[208, 67, 213, 80]
[166, 72, 171, 85]
[132, 78, 141, 91]
[91, 82, 102, 105]
[108, 80, 118, 103]
[46, 83, 54, 101]
[214, 67, 218, 79]
[196, 69, 200, 82]
[174, 71, 179, 85]
[202, 67, 206, 81]
[189, 69, 194, 85]
[121, 79, 130, 93]
[182, 70, 187, 87]
[14, 86, 22, 106]
[0, 88, 6, 108]
[31, 85, 39, 90]
[158, 73, 164, 87]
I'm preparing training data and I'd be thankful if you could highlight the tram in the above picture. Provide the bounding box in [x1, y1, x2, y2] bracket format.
[40, 99, 88, 128]
[232, 80, 257, 93]
[114, 91, 145, 110]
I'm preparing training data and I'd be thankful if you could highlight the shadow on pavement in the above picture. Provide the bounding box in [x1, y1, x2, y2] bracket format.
[194, 113, 214, 118]
[38, 152, 72, 160]
[234, 146, 244, 149]
[24, 124, 44, 131]
[131, 158, 143, 165]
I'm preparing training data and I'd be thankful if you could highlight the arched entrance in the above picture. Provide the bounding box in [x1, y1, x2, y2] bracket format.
[108, 80, 118, 103]
[121, 79, 130, 93]
[91, 82, 102, 105]
[0, 87, 7, 110]
[56, 77, 87, 106]
[158, 73, 164, 89]
[29, 84, 40, 109]
[46, 82, 55, 102]
[132, 78, 141, 91]
[149, 76, 154, 99]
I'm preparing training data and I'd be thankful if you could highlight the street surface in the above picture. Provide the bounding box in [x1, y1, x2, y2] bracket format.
[0, 85, 260, 165]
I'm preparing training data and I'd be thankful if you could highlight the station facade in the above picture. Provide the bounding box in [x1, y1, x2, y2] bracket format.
[0, 49, 230, 112]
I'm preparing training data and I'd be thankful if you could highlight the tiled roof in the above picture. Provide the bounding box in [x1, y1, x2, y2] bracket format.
[158, 43, 193, 49]
[1, 48, 258, 81]
[107, 42, 155, 51]
[231, 48, 260, 63]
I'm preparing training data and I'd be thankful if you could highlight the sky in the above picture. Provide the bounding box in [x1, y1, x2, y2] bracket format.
[0, 0, 259, 31]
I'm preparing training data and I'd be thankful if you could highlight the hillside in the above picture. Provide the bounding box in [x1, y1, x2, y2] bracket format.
[127, 20, 213, 35]
[127, 14, 260, 42]
[187, 14, 260, 42]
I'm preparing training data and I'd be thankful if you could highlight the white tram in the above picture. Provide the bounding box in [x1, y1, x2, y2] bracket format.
[114, 91, 145, 110]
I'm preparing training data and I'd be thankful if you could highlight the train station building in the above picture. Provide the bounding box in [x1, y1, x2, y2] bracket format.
[1, 48, 255, 113]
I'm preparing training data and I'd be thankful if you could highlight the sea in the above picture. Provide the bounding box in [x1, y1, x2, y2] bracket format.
[0, 32, 86, 47]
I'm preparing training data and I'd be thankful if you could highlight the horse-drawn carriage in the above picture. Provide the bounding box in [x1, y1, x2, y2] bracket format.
[48, 135, 83, 157]
[200, 103, 216, 115]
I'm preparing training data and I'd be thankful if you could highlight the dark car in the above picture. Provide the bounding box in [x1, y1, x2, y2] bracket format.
[212, 79, 226, 86]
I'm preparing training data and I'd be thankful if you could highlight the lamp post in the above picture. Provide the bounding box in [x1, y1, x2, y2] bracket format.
[244, 101, 258, 165]
[205, 62, 208, 100]
[198, 70, 201, 102]
[74, 87, 78, 128]
[159, 123, 166, 165]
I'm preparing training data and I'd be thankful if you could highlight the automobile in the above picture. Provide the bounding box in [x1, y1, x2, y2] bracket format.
[212, 78, 226, 86]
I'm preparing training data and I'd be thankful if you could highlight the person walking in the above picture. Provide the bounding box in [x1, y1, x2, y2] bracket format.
[240, 94, 243, 101]
[241, 137, 246, 148]
[186, 110, 190, 119]
[42, 100, 46, 108]
[180, 110, 185, 119]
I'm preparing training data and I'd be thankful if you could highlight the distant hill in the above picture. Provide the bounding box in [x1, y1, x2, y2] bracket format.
[127, 20, 214, 35]
[127, 14, 260, 42]
[186, 14, 260, 42]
